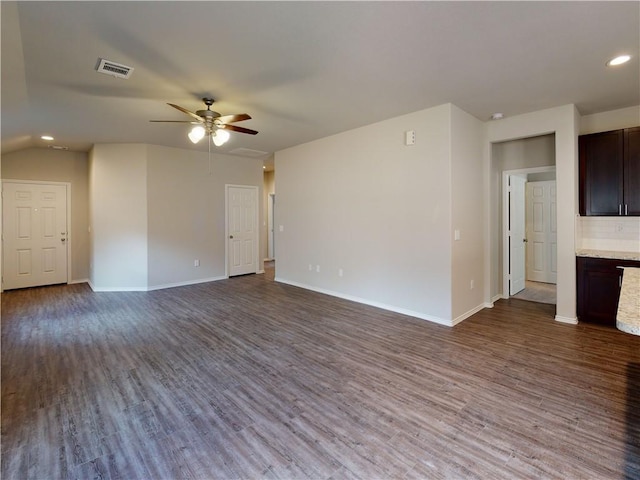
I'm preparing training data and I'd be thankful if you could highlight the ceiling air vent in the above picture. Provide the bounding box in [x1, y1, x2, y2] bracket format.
[96, 58, 134, 79]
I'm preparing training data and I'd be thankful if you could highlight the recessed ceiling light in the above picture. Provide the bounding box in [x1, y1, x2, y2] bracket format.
[41, 135, 54, 141]
[607, 55, 631, 66]
[490, 113, 504, 120]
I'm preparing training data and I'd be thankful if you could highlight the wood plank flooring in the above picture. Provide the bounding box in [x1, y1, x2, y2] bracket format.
[2, 268, 639, 479]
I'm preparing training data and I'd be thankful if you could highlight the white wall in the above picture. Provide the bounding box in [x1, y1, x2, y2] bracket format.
[275, 104, 454, 324]
[450, 105, 485, 322]
[146, 145, 264, 288]
[485, 104, 579, 324]
[580, 105, 640, 134]
[89, 144, 149, 290]
[2, 147, 90, 282]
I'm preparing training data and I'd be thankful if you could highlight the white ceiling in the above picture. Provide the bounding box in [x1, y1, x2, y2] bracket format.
[2, 1, 639, 160]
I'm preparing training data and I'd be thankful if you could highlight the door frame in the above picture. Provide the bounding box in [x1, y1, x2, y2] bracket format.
[1, 179, 72, 292]
[501, 167, 555, 299]
[267, 193, 275, 261]
[225, 184, 260, 277]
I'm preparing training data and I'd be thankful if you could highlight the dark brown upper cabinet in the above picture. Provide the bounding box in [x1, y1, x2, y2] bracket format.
[579, 126, 640, 216]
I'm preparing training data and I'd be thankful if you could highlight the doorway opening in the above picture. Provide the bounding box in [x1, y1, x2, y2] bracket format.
[502, 167, 557, 304]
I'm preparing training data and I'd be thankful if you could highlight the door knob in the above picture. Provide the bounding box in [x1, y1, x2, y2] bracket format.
[229, 235, 234, 239]
[523, 238, 528, 243]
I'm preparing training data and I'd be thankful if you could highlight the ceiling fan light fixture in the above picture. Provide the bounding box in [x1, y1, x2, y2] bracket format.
[188, 126, 205, 143]
[212, 128, 230, 146]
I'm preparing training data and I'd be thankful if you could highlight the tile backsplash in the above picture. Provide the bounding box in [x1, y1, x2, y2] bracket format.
[576, 216, 640, 252]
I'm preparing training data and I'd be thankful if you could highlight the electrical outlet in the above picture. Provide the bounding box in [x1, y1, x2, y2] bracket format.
[194, 259, 200, 267]
[338, 268, 344, 277]
[308, 264, 313, 271]
[316, 265, 320, 273]
[470, 279, 474, 290]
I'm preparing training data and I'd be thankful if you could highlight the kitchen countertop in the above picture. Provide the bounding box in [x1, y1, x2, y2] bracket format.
[617, 267, 640, 336]
[576, 249, 640, 261]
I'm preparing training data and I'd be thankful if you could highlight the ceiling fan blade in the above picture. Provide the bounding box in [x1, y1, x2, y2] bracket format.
[167, 103, 204, 122]
[217, 113, 251, 124]
[221, 124, 258, 135]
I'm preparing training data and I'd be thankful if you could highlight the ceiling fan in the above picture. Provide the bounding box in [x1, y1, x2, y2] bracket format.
[151, 97, 257, 146]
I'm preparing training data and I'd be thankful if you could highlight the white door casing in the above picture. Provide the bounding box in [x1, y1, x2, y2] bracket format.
[526, 181, 557, 284]
[227, 185, 258, 277]
[2, 181, 69, 290]
[509, 175, 526, 295]
[268, 193, 275, 260]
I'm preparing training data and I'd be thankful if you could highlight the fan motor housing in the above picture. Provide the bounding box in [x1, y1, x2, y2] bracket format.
[196, 109, 221, 119]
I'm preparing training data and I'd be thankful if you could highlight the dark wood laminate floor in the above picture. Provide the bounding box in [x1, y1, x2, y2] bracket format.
[2, 268, 639, 479]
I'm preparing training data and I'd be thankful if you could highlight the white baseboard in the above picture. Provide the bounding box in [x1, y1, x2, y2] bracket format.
[274, 276, 453, 327]
[555, 315, 578, 325]
[89, 276, 226, 292]
[69, 278, 89, 285]
[451, 303, 491, 326]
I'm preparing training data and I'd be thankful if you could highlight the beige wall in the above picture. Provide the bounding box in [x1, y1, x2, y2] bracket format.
[89, 144, 148, 290]
[276, 104, 457, 324]
[1, 148, 90, 282]
[580, 105, 640, 135]
[450, 105, 485, 322]
[147, 145, 264, 288]
[89, 143, 263, 291]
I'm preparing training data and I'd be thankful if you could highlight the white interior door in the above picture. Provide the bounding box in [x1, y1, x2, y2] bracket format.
[526, 180, 557, 284]
[227, 185, 258, 277]
[509, 175, 526, 295]
[2, 182, 68, 290]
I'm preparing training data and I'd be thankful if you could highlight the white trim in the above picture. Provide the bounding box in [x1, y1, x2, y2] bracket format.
[89, 275, 226, 292]
[89, 284, 146, 292]
[274, 276, 454, 327]
[268, 193, 275, 260]
[492, 293, 504, 304]
[225, 184, 260, 278]
[69, 278, 89, 285]
[2, 179, 72, 289]
[451, 303, 488, 326]
[146, 276, 227, 291]
[554, 315, 578, 325]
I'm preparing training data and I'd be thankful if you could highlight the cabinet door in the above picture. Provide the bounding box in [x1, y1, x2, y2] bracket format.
[579, 130, 624, 216]
[625, 127, 640, 216]
[581, 268, 621, 325]
[577, 257, 640, 326]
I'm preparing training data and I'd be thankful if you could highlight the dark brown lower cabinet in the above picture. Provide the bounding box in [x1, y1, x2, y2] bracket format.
[577, 256, 640, 326]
